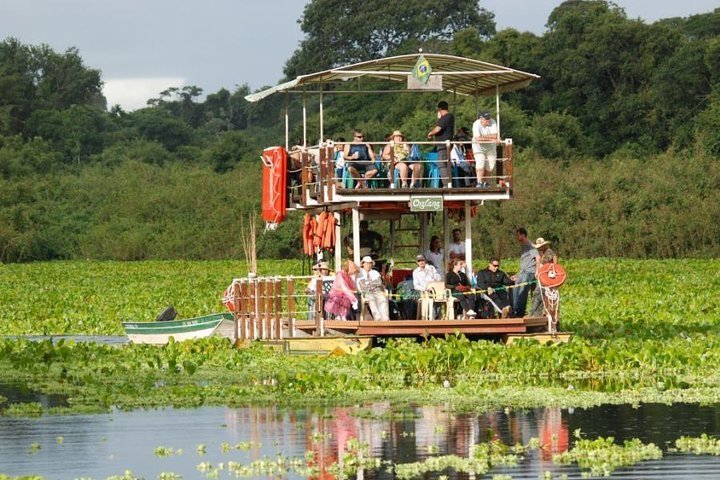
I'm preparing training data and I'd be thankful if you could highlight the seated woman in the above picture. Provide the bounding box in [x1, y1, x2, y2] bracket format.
[445, 259, 477, 318]
[324, 260, 360, 320]
[343, 129, 376, 188]
[381, 130, 413, 188]
[357, 256, 389, 320]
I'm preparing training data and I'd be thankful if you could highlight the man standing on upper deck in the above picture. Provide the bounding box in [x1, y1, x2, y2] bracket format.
[472, 111, 498, 189]
[427, 100, 454, 187]
[511, 227, 538, 318]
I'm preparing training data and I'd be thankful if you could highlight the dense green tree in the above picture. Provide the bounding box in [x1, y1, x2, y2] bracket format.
[284, 0, 495, 77]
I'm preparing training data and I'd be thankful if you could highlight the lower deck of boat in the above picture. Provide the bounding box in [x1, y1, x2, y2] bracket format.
[293, 316, 547, 337]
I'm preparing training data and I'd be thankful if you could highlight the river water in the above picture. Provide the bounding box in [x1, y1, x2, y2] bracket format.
[1, 401, 720, 479]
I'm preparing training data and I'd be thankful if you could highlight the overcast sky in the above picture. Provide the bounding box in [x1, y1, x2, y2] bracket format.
[1, 0, 716, 110]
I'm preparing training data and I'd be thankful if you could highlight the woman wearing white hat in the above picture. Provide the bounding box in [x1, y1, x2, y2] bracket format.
[357, 256, 389, 320]
[530, 237, 557, 317]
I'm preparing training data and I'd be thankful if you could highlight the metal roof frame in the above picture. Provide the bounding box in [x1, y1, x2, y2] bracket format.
[245, 53, 540, 103]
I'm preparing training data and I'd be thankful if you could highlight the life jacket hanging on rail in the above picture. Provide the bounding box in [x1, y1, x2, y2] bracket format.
[261, 146, 288, 230]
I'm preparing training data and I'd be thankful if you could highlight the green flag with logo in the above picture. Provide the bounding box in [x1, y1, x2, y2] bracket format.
[412, 55, 432, 84]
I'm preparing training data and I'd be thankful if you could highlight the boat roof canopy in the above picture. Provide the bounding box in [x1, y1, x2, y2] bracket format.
[245, 53, 540, 103]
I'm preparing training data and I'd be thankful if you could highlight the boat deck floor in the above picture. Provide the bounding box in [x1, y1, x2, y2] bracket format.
[293, 316, 547, 337]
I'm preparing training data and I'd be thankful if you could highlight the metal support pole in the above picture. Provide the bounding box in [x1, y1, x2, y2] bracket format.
[302, 90, 307, 147]
[464, 201, 472, 272]
[495, 79, 501, 141]
[352, 208, 361, 266]
[443, 211, 451, 275]
[319, 90, 324, 143]
[284, 92, 289, 150]
[334, 212, 342, 269]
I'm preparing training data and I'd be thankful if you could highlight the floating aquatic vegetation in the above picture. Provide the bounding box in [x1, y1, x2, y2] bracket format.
[675, 434, 720, 455]
[154, 446, 182, 458]
[553, 430, 662, 477]
[4, 402, 43, 418]
[157, 473, 182, 480]
[105, 471, 141, 480]
[196, 444, 207, 456]
[28, 443, 42, 455]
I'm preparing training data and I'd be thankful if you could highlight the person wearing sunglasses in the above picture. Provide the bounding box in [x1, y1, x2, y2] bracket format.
[476, 257, 513, 318]
[343, 129, 377, 188]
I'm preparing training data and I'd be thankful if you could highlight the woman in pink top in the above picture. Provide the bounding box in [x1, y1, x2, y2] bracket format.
[324, 260, 359, 320]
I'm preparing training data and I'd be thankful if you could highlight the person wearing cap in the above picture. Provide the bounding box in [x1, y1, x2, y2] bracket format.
[306, 261, 332, 321]
[343, 129, 377, 188]
[511, 227, 538, 317]
[472, 111, 498, 188]
[427, 100, 454, 187]
[357, 256, 389, 320]
[412, 254, 441, 292]
[382, 130, 416, 188]
[530, 238, 557, 318]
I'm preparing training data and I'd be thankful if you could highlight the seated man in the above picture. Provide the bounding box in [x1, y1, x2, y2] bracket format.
[343, 129, 377, 188]
[412, 254, 443, 319]
[344, 220, 384, 258]
[476, 257, 514, 318]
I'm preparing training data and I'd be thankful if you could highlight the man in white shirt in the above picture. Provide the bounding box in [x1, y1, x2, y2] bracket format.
[472, 111, 498, 188]
[447, 228, 466, 262]
[412, 254, 441, 292]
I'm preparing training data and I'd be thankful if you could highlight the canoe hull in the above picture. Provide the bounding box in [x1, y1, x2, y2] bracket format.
[122, 313, 235, 345]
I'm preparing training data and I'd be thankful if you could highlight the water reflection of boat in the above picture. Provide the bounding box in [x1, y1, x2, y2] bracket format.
[121, 313, 235, 345]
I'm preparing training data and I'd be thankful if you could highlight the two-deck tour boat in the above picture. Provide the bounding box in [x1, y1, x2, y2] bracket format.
[222, 53, 569, 351]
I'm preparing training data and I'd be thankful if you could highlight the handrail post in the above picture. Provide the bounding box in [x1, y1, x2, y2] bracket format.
[300, 152, 309, 207]
[287, 278, 295, 338]
[315, 278, 323, 336]
[240, 281, 248, 340]
[445, 140, 453, 188]
[232, 281, 241, 342]
[274, 279, 282, 339]
[505, 140, 513, 193]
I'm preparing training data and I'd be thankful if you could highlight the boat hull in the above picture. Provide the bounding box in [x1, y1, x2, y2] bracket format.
[239, 336, 373, 356]
[122, 313, 235, 345]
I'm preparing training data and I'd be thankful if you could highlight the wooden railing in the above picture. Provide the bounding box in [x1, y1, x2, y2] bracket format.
[231, 276, 330, 340]
[289, 140, 515, 206]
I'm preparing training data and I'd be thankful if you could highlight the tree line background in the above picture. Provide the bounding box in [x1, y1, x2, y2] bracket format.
[0, 0, 718, 262]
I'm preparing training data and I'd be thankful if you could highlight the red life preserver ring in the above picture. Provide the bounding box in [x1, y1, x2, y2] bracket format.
[537, 263, 567, 288]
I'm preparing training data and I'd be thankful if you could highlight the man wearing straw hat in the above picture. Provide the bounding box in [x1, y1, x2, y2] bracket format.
[530, 237, 557, 318]
[357, 256, 389, 320]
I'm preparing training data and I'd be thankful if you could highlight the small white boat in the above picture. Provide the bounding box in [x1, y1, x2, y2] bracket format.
[122, 313, 235, 345]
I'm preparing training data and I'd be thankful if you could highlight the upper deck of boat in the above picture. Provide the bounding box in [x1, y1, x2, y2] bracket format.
[288, 141, 514, 211]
